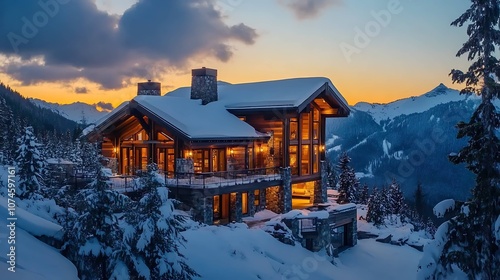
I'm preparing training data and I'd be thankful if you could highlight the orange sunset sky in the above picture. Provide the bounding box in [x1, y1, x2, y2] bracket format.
[0, 0, 471, 108]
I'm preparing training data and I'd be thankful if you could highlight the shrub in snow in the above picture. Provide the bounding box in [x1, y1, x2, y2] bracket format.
[115, 163, 197, 280]
[15, 126, 46, 200]
[262, 220, 296, 246]
[63, 166, 129, 280]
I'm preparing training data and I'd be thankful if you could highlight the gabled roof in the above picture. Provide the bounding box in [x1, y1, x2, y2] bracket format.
[167, 77, 350, 113]
[86, 77, 350, 141]
[132, 96, 268, 140]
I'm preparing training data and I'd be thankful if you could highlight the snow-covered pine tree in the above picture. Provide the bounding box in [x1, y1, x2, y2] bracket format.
[359, 184, 370, 205]
[425, 217, 436, 238]
[15, 126, 46, 200]
[114, 163, 197, 280]
[388, 180, 406, 216]
[0, 97, 11, 164]
[325, 159, 338, 189]
[414, 182, 426, 218]
[63, 162, 129, 280]
[70, 138, 83, 168]
[366, 187, 385, 226]
[336, 152, 358, 204]
[0, 98, 19, 164]
[421, 2, 500, 279]
[80, 140, 99, 175]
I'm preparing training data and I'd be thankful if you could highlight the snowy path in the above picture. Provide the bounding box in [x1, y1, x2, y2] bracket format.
[335, 239, 422, 280]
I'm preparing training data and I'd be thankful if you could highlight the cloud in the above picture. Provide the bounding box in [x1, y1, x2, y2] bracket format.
[0, 0, 258, 89]
[75, 87, 89, 94]
[278, 0, 341, 20]
[95, 101, 114, 111]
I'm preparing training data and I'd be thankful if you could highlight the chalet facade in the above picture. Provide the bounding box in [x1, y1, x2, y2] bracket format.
[86, 68, 350, 225]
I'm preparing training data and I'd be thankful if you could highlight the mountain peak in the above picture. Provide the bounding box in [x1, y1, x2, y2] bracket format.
[425, 83, 450, 97]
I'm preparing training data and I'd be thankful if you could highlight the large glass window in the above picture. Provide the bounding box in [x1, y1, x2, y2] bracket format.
[242, 192, 248, 215]
[213, 196, 220, 220]
[254, 190, 260, 206]
[313, 145, 319, 174]
[301, 145, 310, 175]
[331, 225, 345, 248]
[290, 145, 298, 175]
[157, 149, 166, 172]
[313, 107, 320, 140]
[167, 149, 175, 175]
[301, 113, 310, 140]
[290, 118, 298, 140]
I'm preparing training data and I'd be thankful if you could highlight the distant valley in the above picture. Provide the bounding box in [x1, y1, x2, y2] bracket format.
[325, 84, 490, 204]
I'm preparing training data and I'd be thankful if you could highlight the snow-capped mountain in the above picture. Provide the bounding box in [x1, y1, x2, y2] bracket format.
[29, 98, 112, 124]
[353, 84, 480, 125]
[326, 84, 484, 204]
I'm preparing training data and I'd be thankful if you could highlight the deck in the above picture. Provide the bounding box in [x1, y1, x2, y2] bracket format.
[108, 167, 282, 194]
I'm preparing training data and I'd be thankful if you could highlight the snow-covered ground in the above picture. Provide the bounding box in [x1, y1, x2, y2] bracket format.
[0, 164, 430, 280]
[0, 196, 78, 280]
[181, 223, 424, 280]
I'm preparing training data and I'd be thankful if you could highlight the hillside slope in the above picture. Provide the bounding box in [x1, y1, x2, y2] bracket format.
[326, 84, 482, 203]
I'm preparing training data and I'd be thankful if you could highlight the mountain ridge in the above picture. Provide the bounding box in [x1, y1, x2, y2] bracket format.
[326, 83, 485, 204]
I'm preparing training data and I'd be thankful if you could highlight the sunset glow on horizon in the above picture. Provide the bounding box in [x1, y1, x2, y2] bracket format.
[0, 0, 471, 108]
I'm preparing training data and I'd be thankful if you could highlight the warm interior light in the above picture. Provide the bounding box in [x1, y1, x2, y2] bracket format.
[230, 148, 234, 156]
[320, 145, 325, 152]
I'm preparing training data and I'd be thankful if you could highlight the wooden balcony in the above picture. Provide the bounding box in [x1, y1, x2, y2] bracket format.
[109, 167, 283, 195]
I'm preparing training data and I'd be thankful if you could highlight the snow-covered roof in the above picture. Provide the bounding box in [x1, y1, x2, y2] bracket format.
[167, 77, 349, 110]
[133, 95, 268, 140]
[87, 77, 349, 141]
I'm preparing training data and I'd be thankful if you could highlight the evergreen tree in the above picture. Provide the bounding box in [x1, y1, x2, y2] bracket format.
[388, 180, 406, 216]
[325, 159, 338, 189]
[15, 126, 46, 200]
[425, 217, 437, 238]
[414, 182, 426, 218]
[421, 2, 500, 279]
[70, 138, 83, 167]
[359, 184, 370, 205]
[80, 141, 99, 175]
[366, 187, 385, 226]
[0, 98, 19, 164]
[336, 152, 358, 204]
[114, 163, 197, 280]
[63, 163, 129, 280]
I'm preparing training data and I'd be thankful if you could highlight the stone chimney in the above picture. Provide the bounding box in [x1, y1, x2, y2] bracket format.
[191, 67, 218, 105]
[137, 80, 161, 96]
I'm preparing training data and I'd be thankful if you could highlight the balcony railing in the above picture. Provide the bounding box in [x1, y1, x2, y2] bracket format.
[168, 167, 282, 189]
[108, 167, 282, 192]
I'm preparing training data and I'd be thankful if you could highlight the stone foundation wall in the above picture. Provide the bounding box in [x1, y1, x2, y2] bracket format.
[281, 167, 292, 213]
[248, 191, 256, 216]
[258, 188, 267, 212]
[266, 186, 282, 213]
